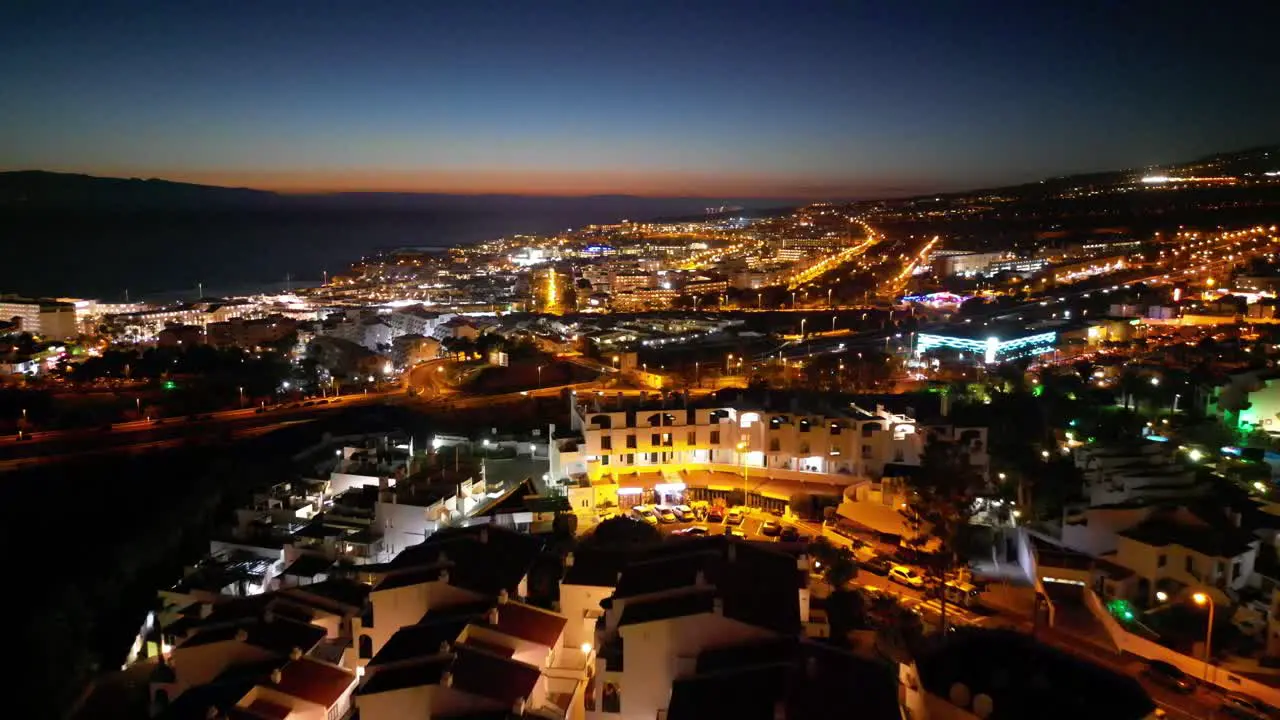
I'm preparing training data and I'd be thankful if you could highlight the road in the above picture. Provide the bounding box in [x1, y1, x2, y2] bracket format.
[1, 390, 396, 448]
[773, 515, 1229, 719]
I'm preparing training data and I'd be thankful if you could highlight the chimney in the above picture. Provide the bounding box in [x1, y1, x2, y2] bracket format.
[694, 570, 707, 588]
[270, 668, 283, 685]
[289, 647, 302, 661]
[564, 552, 575, 568]
[441, 671, 453, 688]
[438, 641, 451, 655]
[512, 698, 527, 716]
[234, 628, 249, 642]
[489, 608, 500, 625]
[498, 589, 509, 604]
[712, 597, 723, 616]
[615, 571, 624, 586]
[205, 706, 221, 720]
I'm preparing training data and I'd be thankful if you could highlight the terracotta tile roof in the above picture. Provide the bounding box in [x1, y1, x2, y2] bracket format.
[369, 618, 470, 668]
[448, 646, 541, 707]
[241, 698, 291, 720]
[179, 616, 327, 656]
[490, 601, 567, 648]
[356, 657, 452, 696]
[267, 657, 355, 709]
[667, 638, 900, 720]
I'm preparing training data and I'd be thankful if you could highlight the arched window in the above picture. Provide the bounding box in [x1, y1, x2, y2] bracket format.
[359, 635, 373, 659]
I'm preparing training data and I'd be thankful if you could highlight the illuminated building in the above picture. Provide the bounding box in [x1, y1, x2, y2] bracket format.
[915, 328, 1057, 363]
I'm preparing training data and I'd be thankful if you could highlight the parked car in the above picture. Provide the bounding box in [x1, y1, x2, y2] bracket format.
[673, 504, 694, 521]
[674, 526, 709, 536]
[1220, 692, 1271, 719]
[888, 565, 925, 589]
[862, 555, 892, 576]
[632, 506, 659, 526]
[728, 528, 747, 539]
[761, 520, 782, 537]
[654, 506, 678, 523]
[1143, 660, 1195, 694]
[725, 508, 745, 525]
[706, 506, 725, 523]
[779, 526, 800, 542]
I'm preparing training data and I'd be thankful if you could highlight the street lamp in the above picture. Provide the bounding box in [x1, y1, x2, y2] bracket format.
[800, 317, 807, 338]
[1192, 592, 1215, 683]
[827, 287, 833, 308]
[737, 441, 749, 505]
[537, 365, 544, 387]
[238, 386, 245, 408]
[831, 316, 837, 333]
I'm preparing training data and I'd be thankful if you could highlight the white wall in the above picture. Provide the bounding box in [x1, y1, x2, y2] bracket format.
[560, 582, 615, 650]
[608, 613, 773, 720]
[358, 580, 485, 660]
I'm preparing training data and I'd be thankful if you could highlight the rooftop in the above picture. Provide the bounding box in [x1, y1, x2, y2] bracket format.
[265, 657, 355, 708]
[915, 629, 1155, 720]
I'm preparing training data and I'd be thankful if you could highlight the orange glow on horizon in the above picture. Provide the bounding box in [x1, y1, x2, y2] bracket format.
[28, 165, 933, 199]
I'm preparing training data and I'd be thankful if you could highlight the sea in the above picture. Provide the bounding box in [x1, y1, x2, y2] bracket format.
[0, 197, 775, 301]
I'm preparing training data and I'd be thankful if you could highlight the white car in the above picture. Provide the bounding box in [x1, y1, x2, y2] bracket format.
[888, 565, 925, 589]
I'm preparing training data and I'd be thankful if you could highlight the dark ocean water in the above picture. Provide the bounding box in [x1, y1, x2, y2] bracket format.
[0, 197, 766, 300]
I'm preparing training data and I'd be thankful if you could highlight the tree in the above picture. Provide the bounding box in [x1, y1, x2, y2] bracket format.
[899, 439, 985, 633]
[824, 548, 858, 588]
[581, 516, 661, 549]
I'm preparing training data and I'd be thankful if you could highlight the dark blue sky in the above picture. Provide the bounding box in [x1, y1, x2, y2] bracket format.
[2, 1, 1277, 197]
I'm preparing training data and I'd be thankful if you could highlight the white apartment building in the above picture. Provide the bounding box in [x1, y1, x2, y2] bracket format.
[0, 298, 77, 339]
[554, 394, 988, 516]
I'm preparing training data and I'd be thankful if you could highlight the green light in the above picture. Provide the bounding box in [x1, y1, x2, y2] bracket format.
[1032, 385, 1044, 397]
[1107, 598, 1137, 623]
[163, 380, 177, 390]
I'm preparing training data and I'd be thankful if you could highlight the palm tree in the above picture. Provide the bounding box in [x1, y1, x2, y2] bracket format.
[899, 439, 984, 633]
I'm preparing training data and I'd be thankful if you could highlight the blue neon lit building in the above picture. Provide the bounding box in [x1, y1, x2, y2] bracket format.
[915, 329, 1057, 363]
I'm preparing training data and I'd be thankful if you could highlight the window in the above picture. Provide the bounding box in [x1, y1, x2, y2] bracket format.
[799, 442, 810, 455]
[649, 452, 659, 463]
[361, 603, 374, 629]
[687, 431, 696, 445]
[625, 453, 634, 465]
[651, 433, 660, 446]
[626, 435, 636, 449]
[601, 436, 612, 450]
[1157, 554, 1167, 568]
[830, 424, 842, 435]
[601, 455, 610, 466]
[359, 635, 373, 659]
[893, 450, 904, 463]
[662, 433, 672, 446]
[1185, 556, 1194, 573]
[861, 444, 872, 459]
[769, 439, 780, 452]
[710, 430, 720, 444]
[799, 419, 811, 433]
[1233, 560, 1242, 582]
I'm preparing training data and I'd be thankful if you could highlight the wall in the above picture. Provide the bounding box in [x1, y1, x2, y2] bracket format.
[359, 581, 485, 659]
[611, 613, 773, 720]
[560, 582, 615, 650]
[1085, 588, 1280, 707]
[374, 501, 441, 559]
[355, 684, 435, 720]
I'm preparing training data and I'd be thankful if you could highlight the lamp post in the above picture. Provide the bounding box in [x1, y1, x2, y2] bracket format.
[800, 317, 807, 338]
[537, 365, 544, 387]
[827, 287, 833, 308]
[831, 315, 837, 333]
[726, 354, 733, 375]
[238, 386, 245, 408]
[1193, 592, 1215, 684]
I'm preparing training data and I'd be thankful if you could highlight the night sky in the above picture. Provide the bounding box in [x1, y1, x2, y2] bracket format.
[2, 2, 1277, 198]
